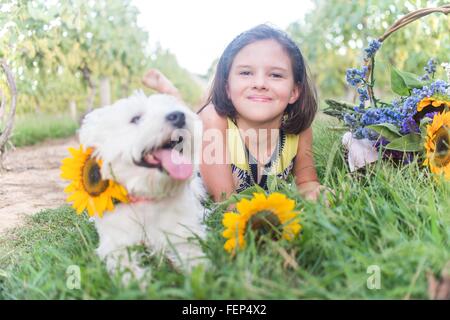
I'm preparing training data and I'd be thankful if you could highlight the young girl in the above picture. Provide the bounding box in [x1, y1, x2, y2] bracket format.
[143, 24, 325, 202]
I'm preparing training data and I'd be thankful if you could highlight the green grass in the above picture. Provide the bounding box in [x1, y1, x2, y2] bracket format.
[9, 113, 79, 147]
[0, 115, 448, 299]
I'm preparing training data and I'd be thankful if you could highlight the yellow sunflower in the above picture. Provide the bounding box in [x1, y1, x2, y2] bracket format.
[423, 112, 450, 180]
[60, 145, 128, 217]
[417, 97, 450, 113]
[222, 192, 302, 253]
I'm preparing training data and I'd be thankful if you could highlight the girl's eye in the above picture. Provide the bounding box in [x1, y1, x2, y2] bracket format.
[130, 115, 141, 124]
[239, 71, 251, 76]
[271, 73, 283, 78]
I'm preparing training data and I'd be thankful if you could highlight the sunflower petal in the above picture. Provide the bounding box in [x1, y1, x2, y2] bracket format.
[224, 238, 236, 253]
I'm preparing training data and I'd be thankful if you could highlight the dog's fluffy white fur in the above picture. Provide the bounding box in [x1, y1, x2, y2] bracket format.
[79, 92, 206, 281]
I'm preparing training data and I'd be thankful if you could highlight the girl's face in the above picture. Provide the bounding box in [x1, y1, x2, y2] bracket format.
[226, 39, 300, 126]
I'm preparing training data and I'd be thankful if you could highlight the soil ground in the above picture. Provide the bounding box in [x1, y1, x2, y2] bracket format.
[0, 137, 78, 234]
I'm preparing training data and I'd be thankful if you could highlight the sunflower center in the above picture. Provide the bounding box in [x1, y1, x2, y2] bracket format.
[432, 126, 450, 167]
[248, 210, 281, 240]
[82, 158, 109, 196]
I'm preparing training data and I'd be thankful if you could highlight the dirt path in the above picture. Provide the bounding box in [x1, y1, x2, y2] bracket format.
[0, 136, 78, 234]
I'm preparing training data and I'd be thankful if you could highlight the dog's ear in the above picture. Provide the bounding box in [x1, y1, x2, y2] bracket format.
[78, 106, 110, 149]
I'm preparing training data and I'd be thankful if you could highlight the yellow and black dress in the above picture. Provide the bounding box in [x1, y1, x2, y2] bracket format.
[227, 118, 299, 193]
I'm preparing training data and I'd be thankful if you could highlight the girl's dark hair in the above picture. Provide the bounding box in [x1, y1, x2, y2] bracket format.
[200, 24, 317, 134]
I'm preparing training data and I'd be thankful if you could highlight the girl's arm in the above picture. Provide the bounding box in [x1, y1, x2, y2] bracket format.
[198, 104, 236, 202]
[293, 127, 323, 201]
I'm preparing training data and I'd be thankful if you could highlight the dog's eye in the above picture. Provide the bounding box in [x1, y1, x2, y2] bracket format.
[130, 115, 142, 124]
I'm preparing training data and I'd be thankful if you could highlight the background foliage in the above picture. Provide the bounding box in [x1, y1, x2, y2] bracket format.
[0, 0, 203, 118]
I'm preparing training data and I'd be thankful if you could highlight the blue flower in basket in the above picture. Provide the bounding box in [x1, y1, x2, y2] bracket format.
[325, 47, 450, 176]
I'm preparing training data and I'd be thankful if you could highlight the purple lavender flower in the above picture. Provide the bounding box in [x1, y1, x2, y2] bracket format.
[346, 66, 368, 87]
[418, 59, 437, 81]
[425, 58, 437, 75]
[401, 80, 449, 115]
[430, 80, 449, 94]
[352, 127, 379, 141]
[364, 40, 381, 59]
[343, 113, 357, 127]
[424, 111, 438, 119]
[400, 116, 420, 134]
[358, 87, 370, 104]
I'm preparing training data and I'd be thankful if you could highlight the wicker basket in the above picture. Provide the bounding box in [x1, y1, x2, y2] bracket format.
[364, 5, 450, 102]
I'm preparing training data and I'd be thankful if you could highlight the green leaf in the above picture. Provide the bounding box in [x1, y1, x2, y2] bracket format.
[367, 123, 402, 142]
[390, 66, 424, 96]
[391, 66, 409, 96]
[402, 72, 425, 89]
[385, 133, 422, 152]
[324, 99, 355, 111]
[267, 174, 279, 192]
[239, 184, 266, 196]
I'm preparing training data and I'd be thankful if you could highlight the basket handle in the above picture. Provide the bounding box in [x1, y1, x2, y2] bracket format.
[364, 4, 450, 102]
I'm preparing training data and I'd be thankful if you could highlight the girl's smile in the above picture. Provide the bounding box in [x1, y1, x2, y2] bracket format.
[247, 95, 273, 102]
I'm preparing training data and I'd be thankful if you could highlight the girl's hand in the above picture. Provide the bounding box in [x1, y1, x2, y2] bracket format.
[298, 181, 334, 203]
[142, 69, 181, 99]
[298, 181, 321, 201]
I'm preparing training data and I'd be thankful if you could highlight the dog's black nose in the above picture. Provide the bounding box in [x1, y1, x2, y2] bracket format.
[166, 111, 185, 128]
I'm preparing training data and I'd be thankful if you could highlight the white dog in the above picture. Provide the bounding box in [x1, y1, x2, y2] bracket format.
[79, 92, 206, 282]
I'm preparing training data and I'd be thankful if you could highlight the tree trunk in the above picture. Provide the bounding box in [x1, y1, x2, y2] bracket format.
[121, 80, 130, 98]
[87, 84, 96, 112]
[69, 100, 77, 120]
[0, 59, 17, 169]
[33, 95, 41, 114]
[100, 77, 111, 106]
[0, 88, 5, 125]
[79, 64, 96, 113]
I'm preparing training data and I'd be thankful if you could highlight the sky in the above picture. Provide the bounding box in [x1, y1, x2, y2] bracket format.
[133, 0, 314, 75]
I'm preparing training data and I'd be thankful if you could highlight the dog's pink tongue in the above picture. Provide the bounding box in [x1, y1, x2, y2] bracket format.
[153, 149, 193, 180]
